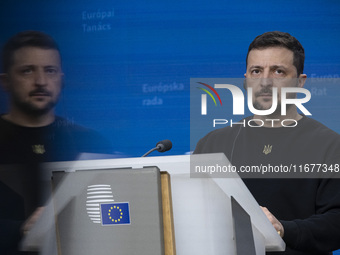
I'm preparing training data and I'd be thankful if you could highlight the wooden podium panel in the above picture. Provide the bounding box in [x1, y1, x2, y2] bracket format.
[161, 172, 176, 255]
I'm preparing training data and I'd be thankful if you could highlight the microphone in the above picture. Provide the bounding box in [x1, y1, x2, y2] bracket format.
[142, 140, 172, 157]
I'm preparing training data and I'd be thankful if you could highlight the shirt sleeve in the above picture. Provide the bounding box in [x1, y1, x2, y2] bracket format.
[281, 177, 340, 253]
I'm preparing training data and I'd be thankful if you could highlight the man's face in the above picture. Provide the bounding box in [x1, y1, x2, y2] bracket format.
[1, 46, 63, 115]
[244, 47, 306, 112]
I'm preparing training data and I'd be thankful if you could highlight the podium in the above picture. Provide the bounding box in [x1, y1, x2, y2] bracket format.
[21, 153, 285, 254]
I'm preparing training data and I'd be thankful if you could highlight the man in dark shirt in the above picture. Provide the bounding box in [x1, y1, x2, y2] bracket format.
[194, 31, 340, 255]
[0, 30, 112, 254]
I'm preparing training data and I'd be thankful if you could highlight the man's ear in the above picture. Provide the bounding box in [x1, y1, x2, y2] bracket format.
[298, 74, 307, 88]
[0, 73, 9, 92]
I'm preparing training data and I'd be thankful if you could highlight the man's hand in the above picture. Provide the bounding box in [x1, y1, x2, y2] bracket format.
[261, 206, 284, 238]
[21, 207, 44, 235]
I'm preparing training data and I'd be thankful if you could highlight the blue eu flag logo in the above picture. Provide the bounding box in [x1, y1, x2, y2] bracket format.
[101, 202, 131, 225]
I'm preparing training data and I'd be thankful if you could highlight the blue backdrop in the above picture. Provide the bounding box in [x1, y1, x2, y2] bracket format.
[0, 1, 339, 253]
[0, 0, 339, 157]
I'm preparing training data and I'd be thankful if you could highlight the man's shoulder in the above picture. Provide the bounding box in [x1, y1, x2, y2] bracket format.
[298, 117, 340, 163]
[53, 117, 104, 139]
[194, 125, 241, 154]
[53, 117, 85, 129]
[0, 115, 23, 140]
[0, 114, 13, 129]
[52, 116, 112, 154]
[201, 125, 240, 140]
[301, 117, 340, 140]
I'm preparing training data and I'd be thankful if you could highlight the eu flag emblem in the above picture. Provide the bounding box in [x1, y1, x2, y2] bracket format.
[101, 202, 131, 225]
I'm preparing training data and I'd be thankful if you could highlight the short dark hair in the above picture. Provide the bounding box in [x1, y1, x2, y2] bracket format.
[1, 30, 60, 72]
[246, 31, 305, 76]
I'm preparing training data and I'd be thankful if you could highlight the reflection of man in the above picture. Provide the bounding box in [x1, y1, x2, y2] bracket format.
[0, 31, 112, 254]
[0, 30, 112, 164]
[194, 31, 340, 255]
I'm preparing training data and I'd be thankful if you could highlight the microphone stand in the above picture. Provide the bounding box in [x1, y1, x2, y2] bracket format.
[141, 147, 159, 157]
